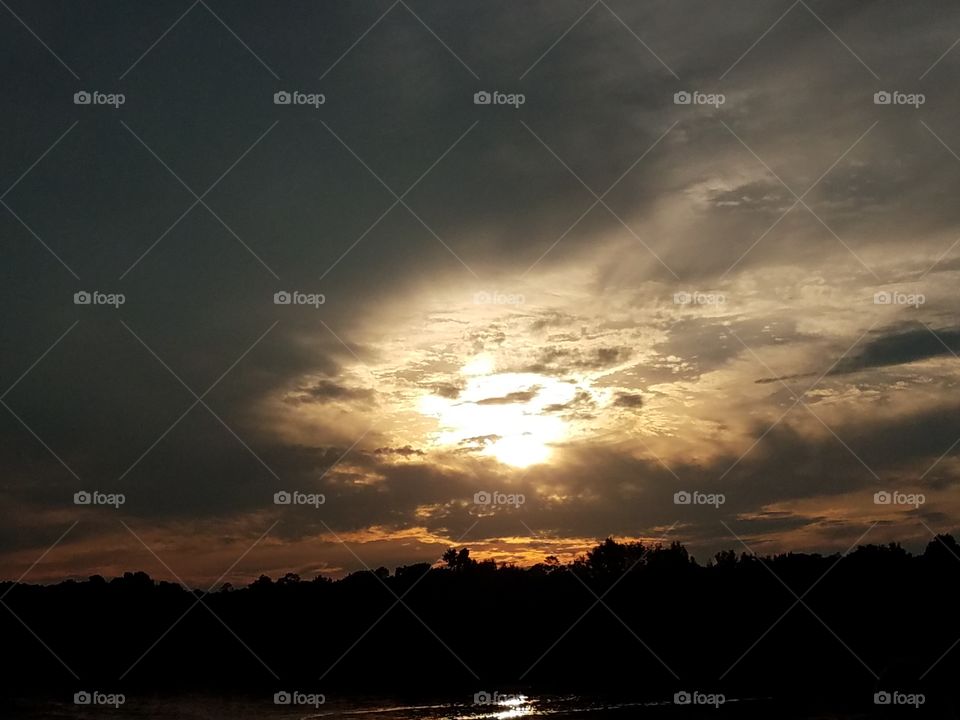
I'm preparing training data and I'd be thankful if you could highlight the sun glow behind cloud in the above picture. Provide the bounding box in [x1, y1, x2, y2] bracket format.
[419, 353, 578, 467]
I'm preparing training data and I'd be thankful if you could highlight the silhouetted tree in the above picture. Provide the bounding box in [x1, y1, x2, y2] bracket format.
[3, 534, 959, 706]
[714, 549, 738, 567]
[924, 533, 960, 564]
[395, 563, 431, 582]
[442, 547, 474, 571]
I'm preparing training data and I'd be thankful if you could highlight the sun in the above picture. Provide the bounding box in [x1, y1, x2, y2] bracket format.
[418, 354, 574, 467]
[485, 434, 552, 467]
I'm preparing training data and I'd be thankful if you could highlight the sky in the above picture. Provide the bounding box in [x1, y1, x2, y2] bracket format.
[1, 0, 959, 585]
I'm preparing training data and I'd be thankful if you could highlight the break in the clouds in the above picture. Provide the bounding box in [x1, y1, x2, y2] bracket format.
[1, 0, 959, 584]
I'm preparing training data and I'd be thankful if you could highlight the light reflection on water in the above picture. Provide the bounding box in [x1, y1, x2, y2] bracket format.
[308, 694, 540, 720]
[6, 691, 773, 719]
[485, 694, 533, 720]
[304, 694, 673, 720]
[300, 695, 538, 720]
[491, 706, 532, 719]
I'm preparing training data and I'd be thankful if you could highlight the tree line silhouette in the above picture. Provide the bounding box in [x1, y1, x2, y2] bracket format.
[2, 535, 959, 711]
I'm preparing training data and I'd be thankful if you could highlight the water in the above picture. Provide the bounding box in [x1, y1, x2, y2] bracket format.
[0, 693, 834, 719]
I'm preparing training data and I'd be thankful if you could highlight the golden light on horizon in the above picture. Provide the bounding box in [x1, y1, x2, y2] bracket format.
[418, 354, 576, 468]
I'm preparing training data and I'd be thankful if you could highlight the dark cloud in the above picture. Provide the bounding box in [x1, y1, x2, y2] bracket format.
[285, 380, 377, 406]
[544, 389, 595, 413]
[612, 392, 644, 408]
[755, 324, 960, 383]
[755, 372, 816, 385]
[373, 445, 426, 457]
[831, 325, 960, 376]
[705, 180, 794, 213]
[459, 435, 501, 447]
[429, 382, 463, 399]
[520, 346, 631, 375]
[475, 388, 540, 405]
